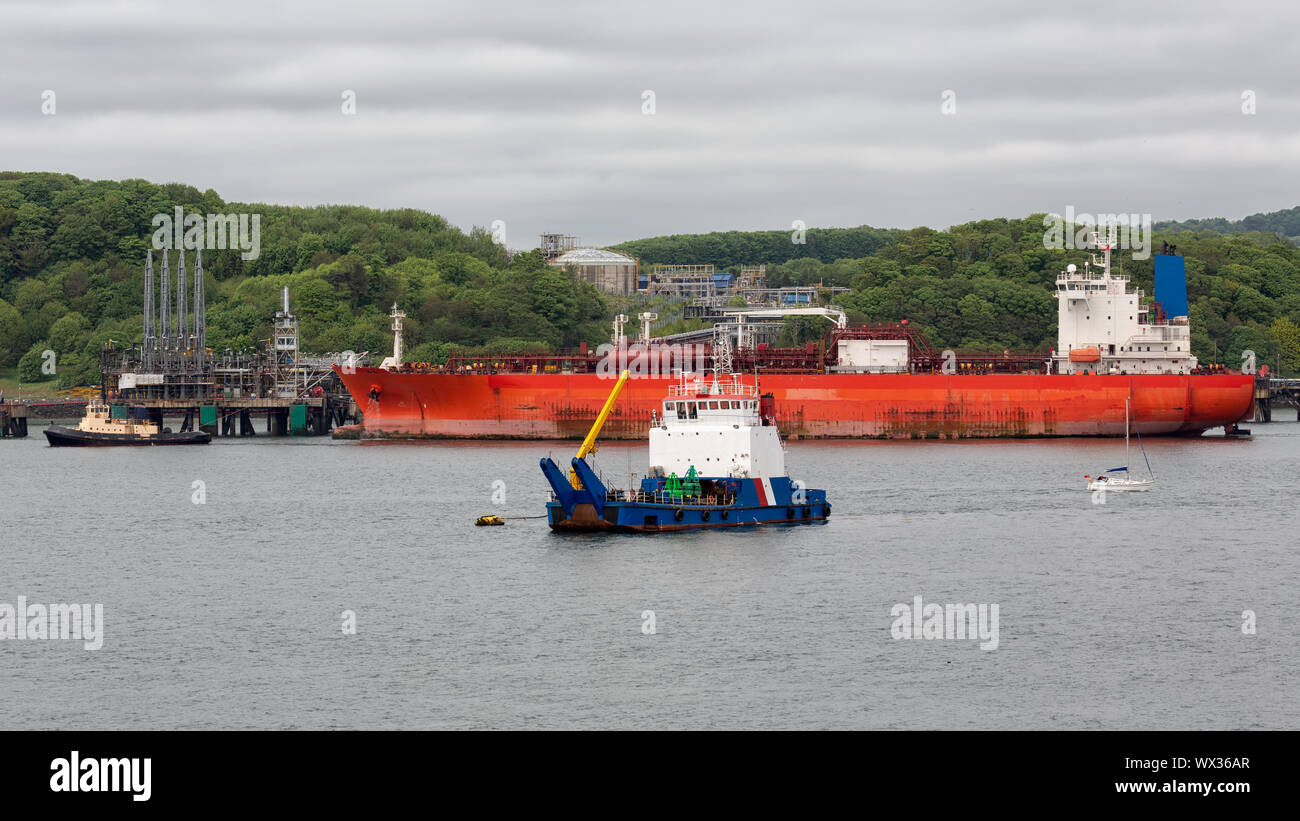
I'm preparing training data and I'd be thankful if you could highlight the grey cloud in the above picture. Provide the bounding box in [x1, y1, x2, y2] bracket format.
[1, 0, 1298, 246]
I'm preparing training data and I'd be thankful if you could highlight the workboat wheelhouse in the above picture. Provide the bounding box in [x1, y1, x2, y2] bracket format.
[540, 370, 830, 532]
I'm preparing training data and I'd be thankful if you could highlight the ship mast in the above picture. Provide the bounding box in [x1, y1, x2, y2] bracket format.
[1089, 225, 1116, 279]
[711, 323, 734, 379]
[390, 304, 404, 364]
[379, 303, 406, 370]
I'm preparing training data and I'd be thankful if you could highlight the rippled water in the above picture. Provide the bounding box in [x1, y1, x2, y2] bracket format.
[2, 417, 1297, 729]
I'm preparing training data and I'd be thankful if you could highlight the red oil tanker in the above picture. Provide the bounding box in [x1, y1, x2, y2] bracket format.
[333, 247, 1254, 440]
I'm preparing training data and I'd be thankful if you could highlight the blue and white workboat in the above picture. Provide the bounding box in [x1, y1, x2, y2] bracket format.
[540, 369, 830, 532]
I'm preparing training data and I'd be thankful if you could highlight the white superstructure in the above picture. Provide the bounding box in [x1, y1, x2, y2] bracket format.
[648, 372, 785, 479]
[379, 303, 405, 370]
[76, 397, 161, 438]
[1053, 231, 1196, 375]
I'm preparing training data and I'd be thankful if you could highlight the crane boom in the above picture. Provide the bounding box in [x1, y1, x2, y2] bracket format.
[571, 369, 629, 488]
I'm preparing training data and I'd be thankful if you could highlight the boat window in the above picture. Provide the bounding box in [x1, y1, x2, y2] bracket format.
[688, 402, 697, 419]
[708, 401, 718, 410]
[676, 402, 686, 419]
[731, 401, 739, 409]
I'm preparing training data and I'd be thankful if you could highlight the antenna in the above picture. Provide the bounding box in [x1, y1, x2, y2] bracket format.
[612, 314, 628, 348]
[638, 312, 658, 343]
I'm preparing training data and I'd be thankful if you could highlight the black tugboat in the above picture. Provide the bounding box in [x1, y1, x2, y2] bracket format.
[44, 398, 211, 446]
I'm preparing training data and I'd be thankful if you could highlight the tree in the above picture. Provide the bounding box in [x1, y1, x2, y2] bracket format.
[1272, 316, 1300, 376]
[956, 293, 998, 347]
[295, 233, 325, 272]
[295, 276, 342, 320]
[1226, 325, 1273, 369]
[323, 253, 369, 305]
[0, 298, 25, 365]
[50, 210, 108, 261]
[17, 341, 50, 382]
[47, 311, 92, 355]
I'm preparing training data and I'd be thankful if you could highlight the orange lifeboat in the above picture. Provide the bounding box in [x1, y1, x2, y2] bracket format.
[1069, 347, 1101, 363]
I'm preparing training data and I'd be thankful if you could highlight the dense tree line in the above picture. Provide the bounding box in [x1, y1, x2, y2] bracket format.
[1158, 206, 1300, 241]
[611, 226, 899, 267]
[0, 172, 609, 386]
[2, 171, 1298, 387]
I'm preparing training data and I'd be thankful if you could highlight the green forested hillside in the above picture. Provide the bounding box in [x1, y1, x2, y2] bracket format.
[0, 172, 610, 386]
[2, 171, 1299, 388]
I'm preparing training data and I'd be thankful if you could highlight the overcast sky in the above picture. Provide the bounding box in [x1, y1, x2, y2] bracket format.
[2, 0, 1298, 248]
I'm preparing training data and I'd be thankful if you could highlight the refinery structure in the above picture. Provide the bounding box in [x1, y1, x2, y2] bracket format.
[96, 249, 360, 436]
[540, 232, 844, 312]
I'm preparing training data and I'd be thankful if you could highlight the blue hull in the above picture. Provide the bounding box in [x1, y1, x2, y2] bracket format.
[540, 456, 829, 533]
[546, 500, 831, 532]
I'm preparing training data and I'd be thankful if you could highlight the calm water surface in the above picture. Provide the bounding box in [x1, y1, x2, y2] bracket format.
[2, 418, 1297, 729]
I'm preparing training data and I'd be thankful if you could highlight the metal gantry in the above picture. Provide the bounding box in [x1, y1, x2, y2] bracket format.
[139, 246, 208, 372]
[159, 249, 171, 366]
[143, 249, 156, 370]
[193, 249, 206, 368]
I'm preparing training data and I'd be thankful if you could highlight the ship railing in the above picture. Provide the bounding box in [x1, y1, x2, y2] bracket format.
[665, 381, 759, 398]
[547, 488, 718, 505]
[1128, 325, 1189, 343]
[622, 490, 736, 506]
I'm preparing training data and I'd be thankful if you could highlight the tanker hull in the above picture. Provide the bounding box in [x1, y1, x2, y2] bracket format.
[335, 368, 1254, 439]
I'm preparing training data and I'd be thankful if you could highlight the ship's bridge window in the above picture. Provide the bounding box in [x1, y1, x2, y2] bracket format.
[731, 401, 740, 409]
[688, 402, 698, 419]
[676, 402, 686, 420]
[708, 401, 718, 410]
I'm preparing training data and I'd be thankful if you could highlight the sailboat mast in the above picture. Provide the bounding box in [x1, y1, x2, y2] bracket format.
[1125, 396, 1131, 480]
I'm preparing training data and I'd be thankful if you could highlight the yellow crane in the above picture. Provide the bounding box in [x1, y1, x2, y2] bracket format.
[570, 369, 630, 488]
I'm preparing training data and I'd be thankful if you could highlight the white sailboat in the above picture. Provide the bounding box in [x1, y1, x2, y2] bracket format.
[1086, 397, 1155, 492]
